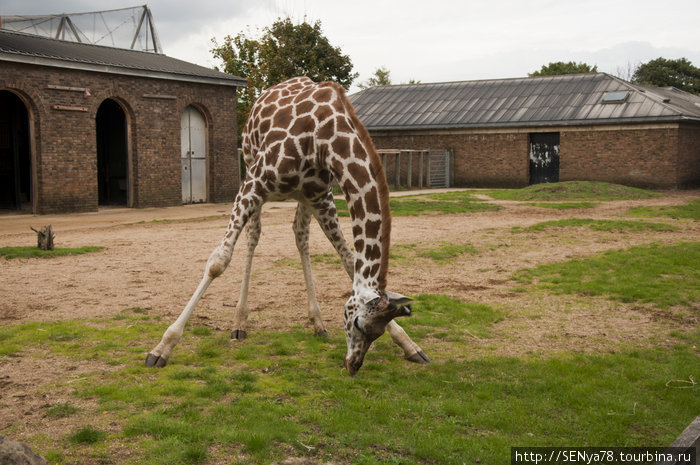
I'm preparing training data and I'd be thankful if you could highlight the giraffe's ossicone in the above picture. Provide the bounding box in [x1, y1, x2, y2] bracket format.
[146, 77, 429, 375]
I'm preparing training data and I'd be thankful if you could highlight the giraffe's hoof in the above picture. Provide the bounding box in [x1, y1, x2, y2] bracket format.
[145, 353, 168, 368]
[231, 329, 247, 340]
[315, 330, 329, 338]
[406, 351, 431, 364]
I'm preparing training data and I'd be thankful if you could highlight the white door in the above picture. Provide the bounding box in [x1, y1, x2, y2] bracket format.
[181, 106, 207, 203]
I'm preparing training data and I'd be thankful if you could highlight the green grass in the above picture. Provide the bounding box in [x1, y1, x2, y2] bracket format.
[486, 181, 660, 201]
[2, 291, 697, 464]
[334, 191, 499, 217]
[311, 253, 342, 265]
[68, 427, 106, 445]
[0, 315, 165, 358]
[416, 241, 478, 262]
[0, 245, 104, 259]
[400, 294, 503, 340]
[388, 241, 478, 264]
[512, 218, 677, 233]
[331, 182, 662, 217]
[627, 199, 700, 219]
[46, 403, 79, 419]
[513, 242, 700, 307]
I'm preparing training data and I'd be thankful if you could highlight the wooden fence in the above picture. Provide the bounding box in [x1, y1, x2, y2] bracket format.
[378, 149, 451, 189]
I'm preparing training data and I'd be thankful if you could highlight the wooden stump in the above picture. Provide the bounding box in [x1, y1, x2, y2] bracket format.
[30, 225, 55, 251]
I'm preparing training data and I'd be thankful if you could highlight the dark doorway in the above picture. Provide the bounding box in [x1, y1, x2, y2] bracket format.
[0, 91, 31, 211]
[96, 99, 128, 206]
[529, 132, 560, 185]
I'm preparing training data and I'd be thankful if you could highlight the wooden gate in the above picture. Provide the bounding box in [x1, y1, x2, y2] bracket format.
[428, 150, 450, 188]
[378, 149, 451, 189]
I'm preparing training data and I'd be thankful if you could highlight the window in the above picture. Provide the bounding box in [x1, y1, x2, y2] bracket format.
[602, 91, 629, 103]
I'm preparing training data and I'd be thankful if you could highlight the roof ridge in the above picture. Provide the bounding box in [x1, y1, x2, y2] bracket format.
[0, 27, 246, 86]
[0, 27, 163, 57]
[356, 73, 609, 94]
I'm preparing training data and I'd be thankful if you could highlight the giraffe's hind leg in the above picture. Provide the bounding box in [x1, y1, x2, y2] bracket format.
[294, 203, 328, 337]
[231, 209, 262, 340]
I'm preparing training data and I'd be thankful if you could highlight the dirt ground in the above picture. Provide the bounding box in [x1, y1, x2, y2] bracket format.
[1, 188, 699, 451]
[2, 188, 698, 330]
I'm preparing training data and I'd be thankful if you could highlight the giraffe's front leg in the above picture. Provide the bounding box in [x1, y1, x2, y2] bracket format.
[146, 253, 219, 367]
[386, 320, 431, 363]
[311, 191, 354, 279]
[312, 192, 430, 364]
[146, 180, 263, 367]
[294, 203, 328, 337]
[231, 210, 262, 340]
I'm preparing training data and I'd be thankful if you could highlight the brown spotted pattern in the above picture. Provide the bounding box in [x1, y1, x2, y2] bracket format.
[239, 77, 390, 293]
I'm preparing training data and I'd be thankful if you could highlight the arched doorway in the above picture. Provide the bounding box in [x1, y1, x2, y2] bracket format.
[181, 106, 207, 203]
[96, 99, 129, 206]
[0, 90, 31, 211]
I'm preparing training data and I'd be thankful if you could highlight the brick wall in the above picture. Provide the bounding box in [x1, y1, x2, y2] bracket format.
[369, 123, 700, 189]
[0, 61, 240, 213]
[370, 130, 530, 188]
[561, 126, 680, 188]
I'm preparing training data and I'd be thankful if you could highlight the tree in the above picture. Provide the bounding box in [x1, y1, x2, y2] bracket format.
[210, 33, 266, 138]
[357, 67, 422, 90]
[358, 66, 392, 89]
[529, 61, 598, 76]
[258, 19, 356, 89]
[211, 17, 358, 137]
[614, 61, 640, 82]
[632, 57, 700, 95]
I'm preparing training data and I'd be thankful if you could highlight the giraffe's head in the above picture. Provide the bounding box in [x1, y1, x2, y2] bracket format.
[343, 289, 413, 376]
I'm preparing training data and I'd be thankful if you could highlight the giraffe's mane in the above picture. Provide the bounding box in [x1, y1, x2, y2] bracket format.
[330, 82, 391, 290]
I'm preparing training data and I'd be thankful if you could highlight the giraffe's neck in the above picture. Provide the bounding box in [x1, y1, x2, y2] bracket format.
[327, 133, 391, 295]
[321, 83, 392, 296]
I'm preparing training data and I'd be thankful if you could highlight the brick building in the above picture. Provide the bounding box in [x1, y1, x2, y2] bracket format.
[0, 28, 245, 213]
[349, 73, 700, 189]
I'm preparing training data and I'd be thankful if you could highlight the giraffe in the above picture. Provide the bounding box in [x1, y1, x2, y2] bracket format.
[146, 76, 429, 375]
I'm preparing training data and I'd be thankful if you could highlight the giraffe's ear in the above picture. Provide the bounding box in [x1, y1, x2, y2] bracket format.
[386, 290, 413, 307]
[382, 291, 413, 320]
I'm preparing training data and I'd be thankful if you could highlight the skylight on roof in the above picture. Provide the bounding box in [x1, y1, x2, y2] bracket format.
[602, 91, 629, 103]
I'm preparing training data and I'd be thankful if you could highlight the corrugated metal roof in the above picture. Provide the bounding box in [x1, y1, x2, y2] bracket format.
[349, 73, 700, 130]
[0, 28, 246, 87]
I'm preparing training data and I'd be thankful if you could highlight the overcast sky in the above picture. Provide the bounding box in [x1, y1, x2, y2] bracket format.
[3, 0, 700, 93]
